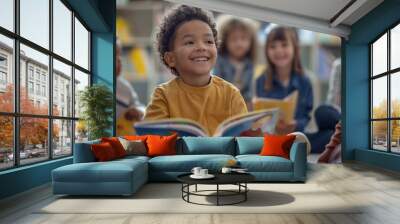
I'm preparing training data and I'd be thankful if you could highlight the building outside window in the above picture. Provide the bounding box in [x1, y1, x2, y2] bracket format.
[0, 0, 91, 170]
[370, 23, 400, 154]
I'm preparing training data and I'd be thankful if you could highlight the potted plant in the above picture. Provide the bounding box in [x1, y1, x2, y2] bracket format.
[79, 84, 113, 140]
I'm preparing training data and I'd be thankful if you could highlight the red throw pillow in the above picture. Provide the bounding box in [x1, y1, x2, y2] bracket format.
[91, 142, 117, 161]
[101, 137, 126, 158]
[146, 133, 178, 157]
[260, 134, 296, 159]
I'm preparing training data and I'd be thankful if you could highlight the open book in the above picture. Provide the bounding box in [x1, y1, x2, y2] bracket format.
[253, 91, 298, 123]
[133, 109, 279, 137]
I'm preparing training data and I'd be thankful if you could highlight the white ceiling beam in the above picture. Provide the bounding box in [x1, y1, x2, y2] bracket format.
[165, 0, 351, 38]
[330, 0, 368, 27]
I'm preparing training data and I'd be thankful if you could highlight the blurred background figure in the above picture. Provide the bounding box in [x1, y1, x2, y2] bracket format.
[213, 16, 258, 110]
[306, 104, 340, 154]
[326, 58, 341, 108]
[255, 26, 313, 134]
[116, 38, 145, 135]
[318, 122, 342, 163]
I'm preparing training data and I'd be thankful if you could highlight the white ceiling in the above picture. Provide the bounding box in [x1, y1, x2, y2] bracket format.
[226, 0, 352, 22]
[166, 0, 384, 38]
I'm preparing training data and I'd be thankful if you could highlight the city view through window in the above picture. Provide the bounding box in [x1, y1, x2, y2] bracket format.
[371, 23, 400, 153]
[0, 0, 91, 170]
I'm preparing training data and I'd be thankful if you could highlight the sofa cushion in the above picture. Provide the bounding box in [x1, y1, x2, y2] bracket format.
[118, 138, 147, 156]
[52, 158, 147, 183]
[147, 133, 178, 157]
[236, 137, 264, 155]
[148, 154, 235, 172]
[114, 155, 150, 163]
[179, 137, 235, 155]
[101, 137, 127, 158]
[91, 142, 118, 161]
[236, 155, 293, 172]
[260, 134, 296, 159]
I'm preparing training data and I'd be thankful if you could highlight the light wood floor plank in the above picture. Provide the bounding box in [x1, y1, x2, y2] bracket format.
[1, 162, 400, 224]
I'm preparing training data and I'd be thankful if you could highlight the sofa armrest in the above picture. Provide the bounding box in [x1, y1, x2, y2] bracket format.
[289, 142, 307, 181]
[73, 140, 100, 163]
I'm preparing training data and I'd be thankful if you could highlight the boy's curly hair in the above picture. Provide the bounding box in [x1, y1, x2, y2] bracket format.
[155, 5, 218, 75]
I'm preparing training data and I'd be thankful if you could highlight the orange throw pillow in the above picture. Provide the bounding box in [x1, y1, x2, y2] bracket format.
[101, 137, 126, 158]
[146, 133, 178, 157]
[260, 134, 296, 159]
[91, 142, 117, 161]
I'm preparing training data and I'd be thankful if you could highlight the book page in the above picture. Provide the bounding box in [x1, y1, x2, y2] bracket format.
[133, 118, 208, 136]
[213, 109, 279, 137]
[252, 90, 298, 123]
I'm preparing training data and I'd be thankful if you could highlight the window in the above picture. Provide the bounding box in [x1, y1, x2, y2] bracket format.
[42, 85, 46, 97]
[371, 23, 400, 154]
[28, 81, 34, 94]
[53, 59, 72, 117]
[28, 67, 34, 80]
[75, 17, 89, 70]
[0, 116, 13, 170]
[41, 73, 46, 83]
[0, 35, 13, 113]
[0, 54, 7, 87]
[35, 70, 40, 81]
[53, 0, 72, 60]
[74, 69, 89, 119]
[36, 83, 40, 95]
[0, 0, 14, 32]
[0, 71, 6, 88]
[53, 119, 72, 158]
[20, 0, 49, 49]
[0, 54, 7, 67]
[0, 0, 91, 170]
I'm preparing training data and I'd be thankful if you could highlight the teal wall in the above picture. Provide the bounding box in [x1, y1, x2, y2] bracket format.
[343, 0, 400, 171]
[0, 0, 115, 200]
[0, 158, 72, 199]
[92, 32, 115, 136]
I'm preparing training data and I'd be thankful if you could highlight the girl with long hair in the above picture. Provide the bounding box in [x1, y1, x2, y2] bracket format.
[255, 26, 313, 134]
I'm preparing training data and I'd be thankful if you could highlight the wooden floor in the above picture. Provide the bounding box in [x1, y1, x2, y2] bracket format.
[1, 162, 400, 224]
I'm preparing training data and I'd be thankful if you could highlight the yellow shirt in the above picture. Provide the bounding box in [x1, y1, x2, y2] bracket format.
[144, 76, 248, 135]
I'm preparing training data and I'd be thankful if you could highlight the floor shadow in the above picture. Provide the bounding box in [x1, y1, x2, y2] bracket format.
[202, 190, 295, 207]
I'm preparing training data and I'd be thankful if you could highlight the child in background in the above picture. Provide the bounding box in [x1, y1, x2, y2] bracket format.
[144, 5, 248, 136]
[214, 16, 257, 110]
[255, 26, 313, 134]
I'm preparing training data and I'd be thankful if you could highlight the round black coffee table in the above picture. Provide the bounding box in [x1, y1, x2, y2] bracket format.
[177, 173, 255, 206]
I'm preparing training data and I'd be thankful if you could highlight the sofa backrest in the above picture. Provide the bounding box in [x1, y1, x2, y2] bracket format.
[235, 137, 264, 155]
[177, 137, 235, 155]
[74, 136, 268, 161]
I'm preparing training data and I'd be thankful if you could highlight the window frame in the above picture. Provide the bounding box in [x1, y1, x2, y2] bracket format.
[370, 20, 400, 154]
[0, 0, 92, 171]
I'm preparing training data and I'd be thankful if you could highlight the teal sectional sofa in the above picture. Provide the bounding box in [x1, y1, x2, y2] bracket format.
[52, 137, 307, 196]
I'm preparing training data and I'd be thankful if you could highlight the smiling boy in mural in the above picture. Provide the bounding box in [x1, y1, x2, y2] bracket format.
[144, 5, 248, 136]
